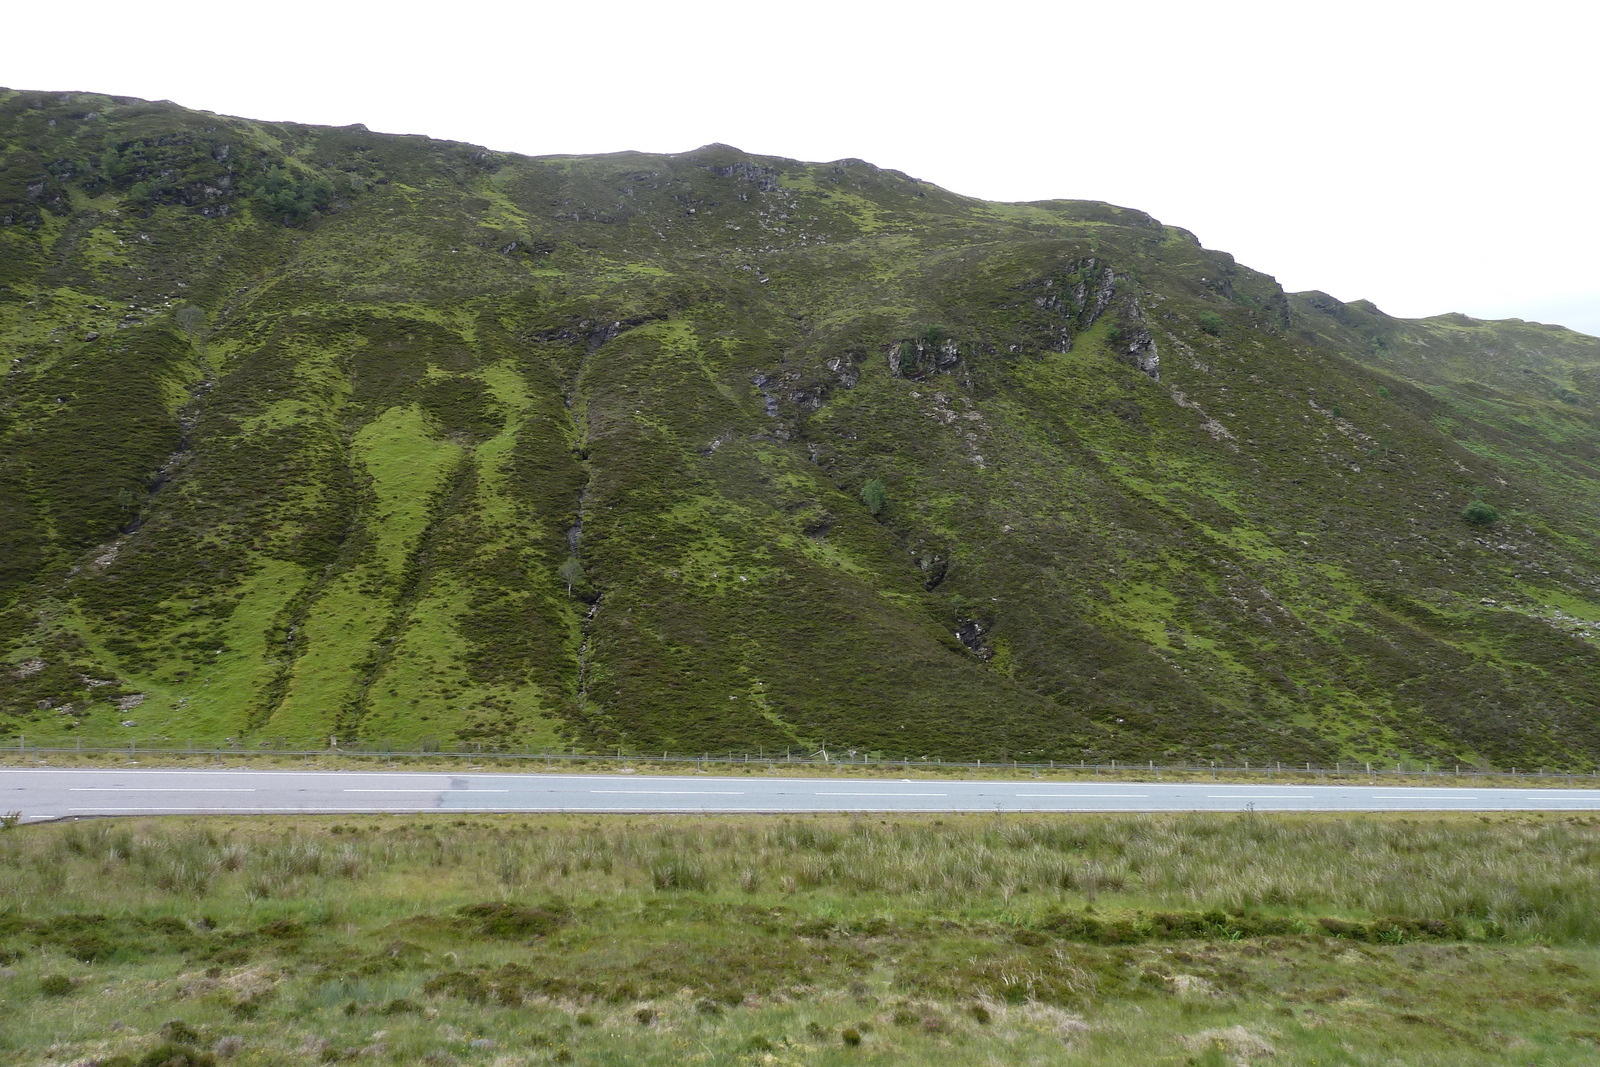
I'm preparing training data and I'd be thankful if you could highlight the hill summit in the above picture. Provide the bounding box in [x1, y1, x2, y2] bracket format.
[4, 88, 1600, 766]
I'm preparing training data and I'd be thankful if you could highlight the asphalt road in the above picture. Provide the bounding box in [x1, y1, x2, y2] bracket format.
[5, 768, 1600, 821]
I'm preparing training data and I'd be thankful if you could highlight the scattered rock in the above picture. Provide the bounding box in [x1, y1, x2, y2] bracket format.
[14, 658, 45, 678]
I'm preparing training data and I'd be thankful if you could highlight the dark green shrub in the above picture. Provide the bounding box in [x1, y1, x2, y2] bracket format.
[1462, 501, 1499, 526]
[841, 1027, 862, 1046]
[39, 973, 74, 996]
[160, 1021, 201, 1044]
[249, 165, 333, 226]
[137, 1042, 214, 1067]
[897, 341, 917, 374]
[458, 901, 568, 938]
[1198, 312, 1223, 336]
[860, 479, 887, 516]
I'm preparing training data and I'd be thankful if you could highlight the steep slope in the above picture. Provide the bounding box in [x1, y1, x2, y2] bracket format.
[3, 88, 1599, 767]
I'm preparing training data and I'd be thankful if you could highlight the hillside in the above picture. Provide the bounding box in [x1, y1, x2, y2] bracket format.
[3, 87, 1600, 766]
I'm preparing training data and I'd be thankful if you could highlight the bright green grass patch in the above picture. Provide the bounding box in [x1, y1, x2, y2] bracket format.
[264, 574, 387, 740]
[353, 404, 462, 579]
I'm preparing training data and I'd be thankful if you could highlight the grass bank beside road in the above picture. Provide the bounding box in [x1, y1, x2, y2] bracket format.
[5, 745, 1599, 790]
[2, 812, 1599, 1065]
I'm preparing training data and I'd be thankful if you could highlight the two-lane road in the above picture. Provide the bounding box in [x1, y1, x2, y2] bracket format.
[4, 768, 1599, 820]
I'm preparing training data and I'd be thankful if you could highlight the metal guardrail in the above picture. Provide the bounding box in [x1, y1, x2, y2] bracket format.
[4, 737, 1600, 786]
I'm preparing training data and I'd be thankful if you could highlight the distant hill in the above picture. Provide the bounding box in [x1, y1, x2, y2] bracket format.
[4, 87, 1599, 766]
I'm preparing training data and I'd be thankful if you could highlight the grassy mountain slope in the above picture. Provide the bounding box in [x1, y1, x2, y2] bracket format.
[3, 88, 1599, 766]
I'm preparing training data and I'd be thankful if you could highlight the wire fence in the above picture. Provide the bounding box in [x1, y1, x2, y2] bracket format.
[5, 736, 1600, 786]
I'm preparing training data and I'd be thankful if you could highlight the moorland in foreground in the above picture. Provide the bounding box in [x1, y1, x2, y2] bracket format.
[3, 812, 1599, 1065]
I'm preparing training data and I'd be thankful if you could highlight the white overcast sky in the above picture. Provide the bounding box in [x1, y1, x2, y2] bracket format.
[8, 0, 1598, 335]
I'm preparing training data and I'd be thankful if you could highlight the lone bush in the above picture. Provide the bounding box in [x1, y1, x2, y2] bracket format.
[861, 479, 887, 516]
[1462, 501, 1499, 526]
[1198, 312, 1224, 336]
[558, 558, 585, 595]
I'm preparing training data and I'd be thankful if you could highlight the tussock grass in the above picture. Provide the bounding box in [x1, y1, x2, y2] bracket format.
[9, 811, 1593, 939]
[2, 812, 1600, 1065]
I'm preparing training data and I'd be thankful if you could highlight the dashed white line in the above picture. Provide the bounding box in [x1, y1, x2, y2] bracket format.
[69, 787, 256, 792]
[588, 790, 746, 795]
[67, 807, 452, 813]
[343, 789, 508, 793]
[1015, 793, 1150, 798]
[815, 792, 948, 797]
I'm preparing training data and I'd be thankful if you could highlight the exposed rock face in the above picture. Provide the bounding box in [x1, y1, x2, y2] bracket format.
[1126, 330, 1161, 381]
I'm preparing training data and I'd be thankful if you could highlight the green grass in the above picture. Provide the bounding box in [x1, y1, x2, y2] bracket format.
[3, 812, 1600, 1065]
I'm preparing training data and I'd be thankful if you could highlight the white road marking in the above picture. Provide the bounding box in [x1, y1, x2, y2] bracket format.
[587, 790, 746, 795]
[815, 792, 948, 796]
[67, 807, 460, 813]
[343, 789, 508, 793]
[69, 787, 256, 792]
[1015, 793, 1150, 798]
